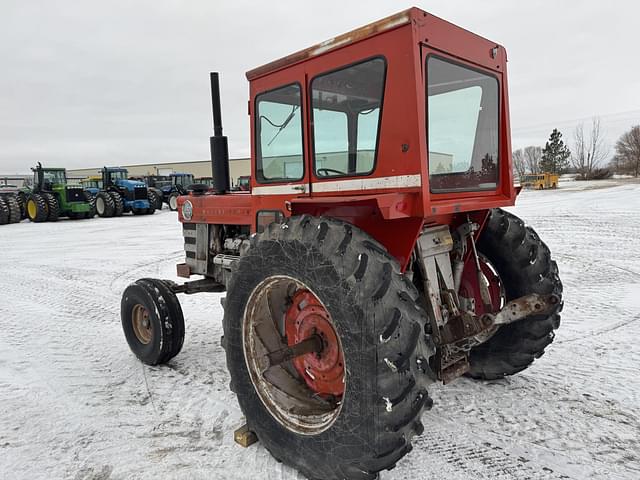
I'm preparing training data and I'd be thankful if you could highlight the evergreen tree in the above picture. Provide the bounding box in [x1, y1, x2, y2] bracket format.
[540, 128, 571, 173]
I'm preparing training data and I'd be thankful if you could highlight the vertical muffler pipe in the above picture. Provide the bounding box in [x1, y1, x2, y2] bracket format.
[209, 72, 230, 194]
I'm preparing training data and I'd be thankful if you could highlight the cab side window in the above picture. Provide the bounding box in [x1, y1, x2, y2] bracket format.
[255, 84, 304, 183]
[311, 58, 386, 178]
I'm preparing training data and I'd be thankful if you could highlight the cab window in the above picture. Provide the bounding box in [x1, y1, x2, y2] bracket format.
[255, 84, 304, 183]
[427, 56, 499, 192]
[311, 58, 386, 178]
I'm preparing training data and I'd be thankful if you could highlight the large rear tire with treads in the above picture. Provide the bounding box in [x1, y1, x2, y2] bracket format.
[223, 215, 436, 480]
[42, 193, 59, 222]
[109, 191, 124, 217]
[96, 192, 115, 218]
[0, 198, 9, 225]
[5, 195, 22, 223]
[26, 194, 48, 223]
[468, 208, 563, 380]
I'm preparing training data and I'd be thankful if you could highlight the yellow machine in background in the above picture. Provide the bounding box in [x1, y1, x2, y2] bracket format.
[521, 173, 559, 189]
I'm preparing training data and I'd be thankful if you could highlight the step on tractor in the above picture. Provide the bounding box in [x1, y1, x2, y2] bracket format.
[26, 164, 94, 222]
[120, 8, 563, 479]
[94, 167, 156, 217]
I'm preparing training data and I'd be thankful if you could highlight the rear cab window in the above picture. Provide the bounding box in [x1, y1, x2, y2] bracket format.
[427, 56, 499, 193]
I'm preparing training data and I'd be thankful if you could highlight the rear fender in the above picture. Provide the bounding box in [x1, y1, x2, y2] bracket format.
[291, 193, 423, 271]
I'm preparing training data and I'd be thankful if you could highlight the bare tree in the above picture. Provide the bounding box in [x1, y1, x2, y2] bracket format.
[614, 125, 640, 177]
[571, 118, 609, 179]
[512, 148, 526, 180]
[524, 146, 542, 174]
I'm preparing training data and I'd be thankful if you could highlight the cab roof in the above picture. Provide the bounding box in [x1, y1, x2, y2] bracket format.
[246, 8, 413, 81]
[245, 7, 505, 81]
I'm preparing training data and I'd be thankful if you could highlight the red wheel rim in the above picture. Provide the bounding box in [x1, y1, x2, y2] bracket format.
[459, 254, 505, 316]
[285, 290, 345, 398]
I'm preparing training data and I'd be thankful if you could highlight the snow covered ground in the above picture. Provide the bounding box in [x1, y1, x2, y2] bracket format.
[1, 179, 639, 480]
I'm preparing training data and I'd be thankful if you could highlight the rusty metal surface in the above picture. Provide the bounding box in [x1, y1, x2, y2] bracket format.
[176, 262, 191, 279]
[233, 424, 258, 448]
[493, 293, 560, 325]
[246, 9, 412, 80]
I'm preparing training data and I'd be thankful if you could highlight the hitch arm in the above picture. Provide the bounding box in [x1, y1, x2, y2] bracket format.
[490, 293, 560, 326]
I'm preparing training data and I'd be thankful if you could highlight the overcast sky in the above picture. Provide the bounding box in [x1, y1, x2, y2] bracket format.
[1, 0, 639, 174]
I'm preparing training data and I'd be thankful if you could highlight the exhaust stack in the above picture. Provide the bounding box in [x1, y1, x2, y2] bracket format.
[209, 72, 230, 194]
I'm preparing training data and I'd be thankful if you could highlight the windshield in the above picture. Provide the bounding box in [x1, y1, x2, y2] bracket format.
[110, 170, 128, 181]
[427, 56, 499, 193]
[42, 170, 66, 184]
[82, 179, 102, 189]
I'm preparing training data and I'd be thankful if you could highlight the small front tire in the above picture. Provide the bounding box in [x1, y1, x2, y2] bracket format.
[121, 278, 185, 365]
[168, 193, 179, 211]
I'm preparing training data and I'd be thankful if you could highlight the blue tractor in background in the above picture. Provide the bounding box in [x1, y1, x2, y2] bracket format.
[161, 173, 195, 211]
[94, 167, 157, 217]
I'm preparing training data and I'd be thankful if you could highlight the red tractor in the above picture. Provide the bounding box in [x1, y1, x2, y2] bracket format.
[121, 8, 562, 479]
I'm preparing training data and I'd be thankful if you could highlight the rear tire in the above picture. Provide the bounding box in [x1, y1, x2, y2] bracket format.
[84, 191, 96, 218]
[17, 192, 27, 219]
[26, 194, 49, 222]
[148, 190, 161, 210]
[121, 278, 185, 365]
[42, 193, 59, 222]
[96, 192, 115, 217]
[224, 215, 435, 480]
[0, 198, 9, 225]
[468, 208, 563, 380]
[110, 192, 124, 216]
[5, 196, 21, 223]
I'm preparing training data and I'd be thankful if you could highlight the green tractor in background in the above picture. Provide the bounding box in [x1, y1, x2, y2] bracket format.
[26, 163, 95, 222]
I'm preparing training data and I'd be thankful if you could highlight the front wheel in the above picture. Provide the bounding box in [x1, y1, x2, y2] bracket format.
[121, 278, 185, 365]
[168, 193, 179, 211]
[26, 194, 48, 222]
[96, 192, 115, 217]
[467, 208, 563, 380]
[223, 216, 435, 480]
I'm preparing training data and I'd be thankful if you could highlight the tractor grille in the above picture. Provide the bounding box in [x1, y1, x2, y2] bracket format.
[134, 186, 148, 200]
[66, 187, 84, 203]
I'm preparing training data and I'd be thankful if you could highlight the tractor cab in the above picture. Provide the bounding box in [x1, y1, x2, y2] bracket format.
[234, 175, 250, 191]
[80, 176, 103, 195]
[37, 167, 67, 191]
[170, 173, 195, 191]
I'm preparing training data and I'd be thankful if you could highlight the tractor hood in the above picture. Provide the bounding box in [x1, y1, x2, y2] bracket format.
[117, 179, 147, 189]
